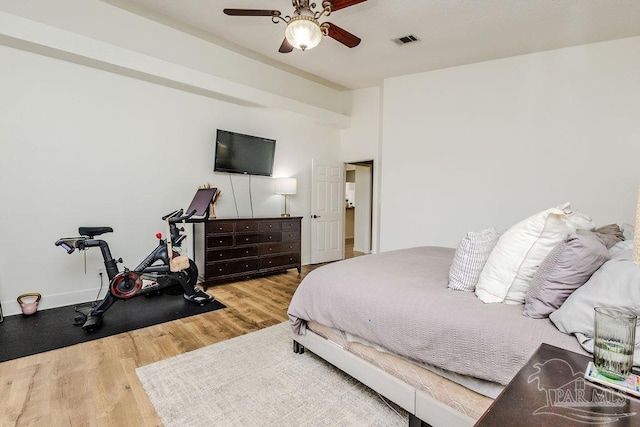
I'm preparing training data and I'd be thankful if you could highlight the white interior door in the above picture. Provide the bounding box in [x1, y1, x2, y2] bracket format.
[310, 159, 344, 264]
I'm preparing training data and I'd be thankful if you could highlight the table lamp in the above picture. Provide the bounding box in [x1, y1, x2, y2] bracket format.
[274, 178, 297, 217]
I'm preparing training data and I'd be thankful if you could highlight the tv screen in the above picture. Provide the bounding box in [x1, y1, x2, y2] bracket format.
[214, 129, 276, 176]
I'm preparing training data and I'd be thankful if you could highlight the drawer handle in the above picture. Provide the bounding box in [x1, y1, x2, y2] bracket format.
[245, 225, 249, 229]
[245, 238, 249, 241]
[219, 227, 223, 231]
[269, 248, 273, 251]
[245, 264, 249, 268]
[219, 254, 223, 257]
[269, 261, 272, 264]
[219, 268, 223, 272]
[219, 240, 223, 244]
[246, 250, 250, 254]
[269, 236, 273, 240]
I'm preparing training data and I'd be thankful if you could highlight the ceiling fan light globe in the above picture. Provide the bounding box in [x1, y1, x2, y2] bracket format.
[285, 16, 322, 51]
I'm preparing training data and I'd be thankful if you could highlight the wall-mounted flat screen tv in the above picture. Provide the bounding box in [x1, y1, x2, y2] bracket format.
[214, 129, 276, 176]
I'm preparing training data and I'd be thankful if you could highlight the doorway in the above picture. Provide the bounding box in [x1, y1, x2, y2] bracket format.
[344, 160, 373, 259]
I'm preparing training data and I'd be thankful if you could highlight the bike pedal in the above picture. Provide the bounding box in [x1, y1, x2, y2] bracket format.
[73, 315, 85, 325]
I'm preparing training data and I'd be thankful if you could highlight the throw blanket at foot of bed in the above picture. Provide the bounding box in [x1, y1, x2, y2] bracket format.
[288, 246, 586, 386]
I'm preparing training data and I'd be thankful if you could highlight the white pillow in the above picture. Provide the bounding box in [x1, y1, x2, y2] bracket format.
[476, 204, 588, 304]
[448, 227, 500, 292]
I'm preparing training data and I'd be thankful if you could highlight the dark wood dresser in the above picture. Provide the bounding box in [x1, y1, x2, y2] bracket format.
[194, 217, 302, 288]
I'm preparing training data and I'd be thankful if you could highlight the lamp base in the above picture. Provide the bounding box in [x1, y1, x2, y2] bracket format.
[281, 213, 291, 217]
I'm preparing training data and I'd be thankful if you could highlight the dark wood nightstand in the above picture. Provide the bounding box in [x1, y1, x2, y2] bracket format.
[475, 343, 640, 427]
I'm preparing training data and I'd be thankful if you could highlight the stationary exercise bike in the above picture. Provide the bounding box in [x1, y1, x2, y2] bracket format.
[55, 188, 217, 331]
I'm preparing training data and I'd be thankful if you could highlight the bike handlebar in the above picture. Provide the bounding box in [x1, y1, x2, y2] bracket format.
[55, 237, 87, 254]
[55, 206, 199, 256]
[162, 209, 183, 221]
[165, 208, 198, 223]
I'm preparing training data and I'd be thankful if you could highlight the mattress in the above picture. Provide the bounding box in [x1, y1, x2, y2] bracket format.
[289, 246, 588, 386]
[307, 321, 494, 420]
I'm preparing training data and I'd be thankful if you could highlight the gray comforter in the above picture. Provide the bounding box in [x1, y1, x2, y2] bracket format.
[288, 246, 587, 385]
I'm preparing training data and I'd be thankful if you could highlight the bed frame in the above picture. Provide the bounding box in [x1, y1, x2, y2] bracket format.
[293, 329, 475, 427]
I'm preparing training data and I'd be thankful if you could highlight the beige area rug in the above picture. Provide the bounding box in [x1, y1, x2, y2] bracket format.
[136, 322, 407, 426]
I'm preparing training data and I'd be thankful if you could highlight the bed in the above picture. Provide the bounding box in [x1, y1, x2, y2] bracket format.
[288, 231, 638, 426]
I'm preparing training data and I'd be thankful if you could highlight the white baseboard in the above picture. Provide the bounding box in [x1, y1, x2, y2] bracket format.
[2, 287, 108, 317]
[353, 246, 371, 254]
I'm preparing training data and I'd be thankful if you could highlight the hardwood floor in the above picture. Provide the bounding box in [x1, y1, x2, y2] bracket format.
[0, 267, 317, 427]
[345, 238, 366, 259]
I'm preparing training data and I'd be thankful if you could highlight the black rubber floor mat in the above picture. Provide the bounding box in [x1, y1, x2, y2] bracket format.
[0, 293, 225, 362]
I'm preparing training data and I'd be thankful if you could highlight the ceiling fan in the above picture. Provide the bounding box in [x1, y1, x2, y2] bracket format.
[223, 0, 367, 53]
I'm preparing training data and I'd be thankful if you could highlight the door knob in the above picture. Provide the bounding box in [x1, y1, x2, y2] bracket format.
[311, 214, 321, 219]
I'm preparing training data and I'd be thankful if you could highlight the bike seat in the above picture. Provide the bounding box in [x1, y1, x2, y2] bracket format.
[78, 227, 113, 237]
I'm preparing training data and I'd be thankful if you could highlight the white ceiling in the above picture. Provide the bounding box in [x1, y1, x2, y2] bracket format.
[106, 0, 640, 90]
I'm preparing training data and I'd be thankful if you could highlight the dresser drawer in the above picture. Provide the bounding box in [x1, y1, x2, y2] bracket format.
[207, 259, 259, 277]
[235, 220, 260, 232]
[259, 221, 281, 232]
[209, 246, 258, 261]
[235, 233, 262, 245]
[259, 254, 300, 270]
[259, 242, 299, 256]
[207, 235, 234, 248]
[206, 221, 235, 234]
[260, 232, 282, 243]
[281, 231, 301, 242]
[281, 220, 301, 231]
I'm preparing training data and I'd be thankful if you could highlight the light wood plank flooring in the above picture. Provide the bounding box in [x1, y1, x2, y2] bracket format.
[345, 238, 366, 259]
[0, 267, 317, 427]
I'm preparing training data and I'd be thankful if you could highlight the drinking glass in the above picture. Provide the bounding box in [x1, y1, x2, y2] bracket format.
[593, 307, 637, 380]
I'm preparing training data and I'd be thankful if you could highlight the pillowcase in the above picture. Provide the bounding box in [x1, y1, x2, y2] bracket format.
[549, 250, 640, 365]
[476, 203, 595, 304]
[448, 227, 500, 292]
[523, 232, 609, 318]
[610, 239, 634, 254]
[476, 204, 572, 304]
[621, 223, 635, 241]
[587, 224, 624, 249]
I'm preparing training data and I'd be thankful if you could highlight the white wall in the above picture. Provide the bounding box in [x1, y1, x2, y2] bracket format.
[0, 0, 347, 116]
[0, 45, 339, 315]
[340, 87, 382, 252]
[380, 36, 640, 251]
[340, 87, 381, 162]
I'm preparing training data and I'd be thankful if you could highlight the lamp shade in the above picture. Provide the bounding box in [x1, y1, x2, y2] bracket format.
[274, 178, 297, 195]
[285, 15, 322, 51]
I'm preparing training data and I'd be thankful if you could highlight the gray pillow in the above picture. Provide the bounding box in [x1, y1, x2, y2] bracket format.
[583, 224, 624, 249]
[549, 250, 640, 364]
[524, 232, 609, 318]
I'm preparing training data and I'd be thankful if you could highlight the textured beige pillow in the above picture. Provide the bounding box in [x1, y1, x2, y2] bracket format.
[523, 232, 609, 318]
[448, 228, 500, 292]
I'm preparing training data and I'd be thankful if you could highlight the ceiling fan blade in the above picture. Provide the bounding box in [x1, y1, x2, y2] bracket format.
[279, 38, 294, 53]
[223, 9, 280, 17]
[328, 0, 367, 12]
[326, 23, 361, 48]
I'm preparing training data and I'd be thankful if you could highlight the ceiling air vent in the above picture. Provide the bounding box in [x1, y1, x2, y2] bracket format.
[393, 34, 420, 45]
